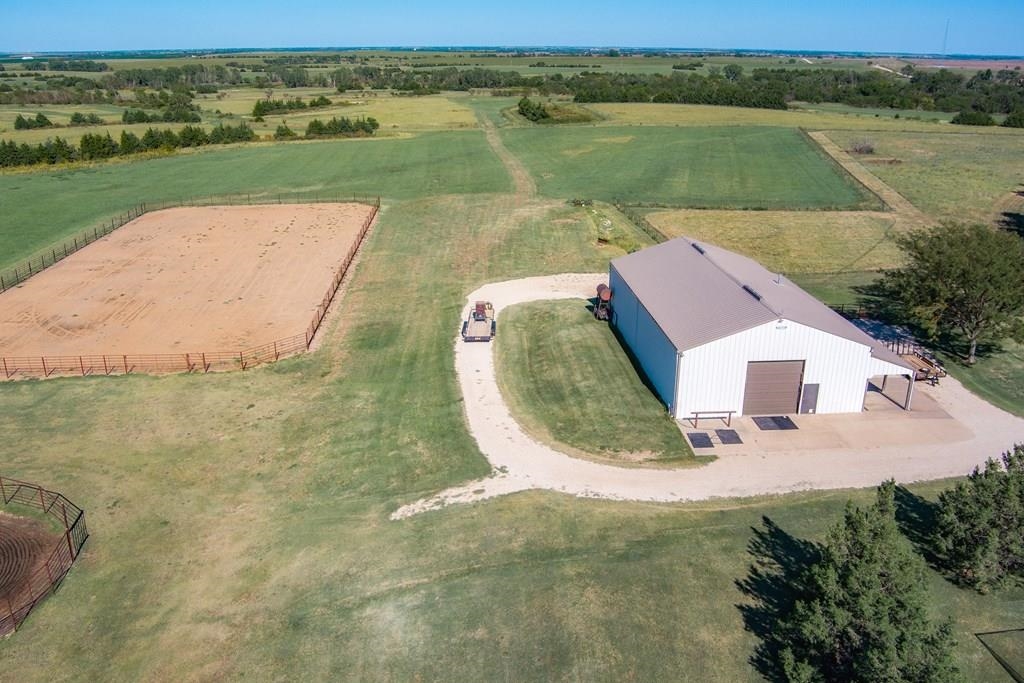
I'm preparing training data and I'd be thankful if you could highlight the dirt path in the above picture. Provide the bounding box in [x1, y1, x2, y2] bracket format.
[391, 274, 1024, 519]
[808, 131, 928, 227]
[479, 116, 536, 198]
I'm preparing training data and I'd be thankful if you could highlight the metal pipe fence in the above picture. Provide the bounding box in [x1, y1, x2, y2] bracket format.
[0, 192, 381, 295]
[0, 197, 380, 380]
[1, 205, 147, 294]
[0, 476, 88, 638]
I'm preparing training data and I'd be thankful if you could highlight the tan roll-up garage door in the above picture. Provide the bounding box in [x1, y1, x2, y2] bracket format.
[742, 360, 805, 415]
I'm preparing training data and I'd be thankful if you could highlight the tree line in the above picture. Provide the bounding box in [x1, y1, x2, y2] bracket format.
[99, 64, 243, 89]
[252, 95, 331, 117]
[4, 61, 1021, 118]
[0, 112, 380, 169]
[0, 122, 256, 168]
[13, 112, 106, 128]
[34, 59, 110, 72]
[303, 116, 379, 137]
[122, 107, 200, 124]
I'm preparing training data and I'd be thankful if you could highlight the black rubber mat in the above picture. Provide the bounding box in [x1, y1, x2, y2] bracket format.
[687, 432, 714, 448]
[752, 416, 798, 431]
[716, 429, 743, 445]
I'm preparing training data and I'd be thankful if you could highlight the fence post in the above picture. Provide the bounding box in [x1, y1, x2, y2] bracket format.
[79, 356, 85, 376]
[2, 357, 8, 379]
[41, 356, 48, 377]
[62, 503, 75, 559]
[5, 596, 14, 631]
[123, 355, 128, 374]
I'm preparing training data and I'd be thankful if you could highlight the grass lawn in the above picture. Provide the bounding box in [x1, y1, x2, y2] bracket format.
[501, 125, 880, 209]
[824, 129, 1024, 224]
[0, 131, 509, 272]
[496, 300, 694, 465]
[646, 208, 904, 273]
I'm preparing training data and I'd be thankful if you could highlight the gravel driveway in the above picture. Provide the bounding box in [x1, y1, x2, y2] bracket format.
[392, 273, 1024, 519]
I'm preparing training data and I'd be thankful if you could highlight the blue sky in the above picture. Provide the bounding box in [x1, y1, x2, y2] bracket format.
[1, 0, 1021, 56]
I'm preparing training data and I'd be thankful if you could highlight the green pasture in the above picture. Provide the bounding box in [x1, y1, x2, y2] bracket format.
[501, 125, 880, 209]
[0, 131, 508, 271]
[825, 129, 1024, 225]
[1, 191, 1021, 681]
[496, 300, 693, 465]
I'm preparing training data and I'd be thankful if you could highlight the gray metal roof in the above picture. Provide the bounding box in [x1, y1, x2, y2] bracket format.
[610, 237, 911, 370]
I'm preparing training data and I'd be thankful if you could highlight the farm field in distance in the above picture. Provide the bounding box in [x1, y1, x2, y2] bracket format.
[2, 42, 1024, 680]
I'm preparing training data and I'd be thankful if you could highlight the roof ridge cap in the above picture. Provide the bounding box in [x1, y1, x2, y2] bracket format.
[686, 238, 781, 318]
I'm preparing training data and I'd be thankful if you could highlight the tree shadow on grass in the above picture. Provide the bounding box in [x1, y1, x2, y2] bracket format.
[892, 485, 945, 572]
[1000, 211, 1024, 238]
[735, 517, 822, 681]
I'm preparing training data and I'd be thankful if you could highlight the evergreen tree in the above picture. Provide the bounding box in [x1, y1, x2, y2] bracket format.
[119, 131, 141, 155]
[934, 445, 1024, 591]
[778, 482, 962, 682]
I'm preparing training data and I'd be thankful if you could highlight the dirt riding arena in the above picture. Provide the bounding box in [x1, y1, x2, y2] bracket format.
[0, 512, 59, 612]
[0, 203, 373, 361]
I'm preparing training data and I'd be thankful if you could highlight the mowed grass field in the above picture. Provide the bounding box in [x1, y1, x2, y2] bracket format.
[1, 191, 1021, 681]
[0, 131, 508, 272]
[496, 301, 694, 465]
[501, 125, 881, 209]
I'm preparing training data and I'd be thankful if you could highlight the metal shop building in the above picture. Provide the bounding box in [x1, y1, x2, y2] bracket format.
[608, 238, 914, 419]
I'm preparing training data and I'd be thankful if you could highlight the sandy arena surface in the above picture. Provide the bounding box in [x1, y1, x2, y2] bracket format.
[0, 204, 373, 356]
[392, 273, 1024, 519]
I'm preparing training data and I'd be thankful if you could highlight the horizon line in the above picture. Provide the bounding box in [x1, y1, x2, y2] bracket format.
[2, 45, 1023, 60]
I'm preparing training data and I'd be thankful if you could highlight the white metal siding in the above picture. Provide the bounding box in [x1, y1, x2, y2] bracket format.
[674, 319, 873, 417]
[610, 266, 679, 411]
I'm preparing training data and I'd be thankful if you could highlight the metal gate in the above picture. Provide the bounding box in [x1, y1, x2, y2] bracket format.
[742, 360, 805, 415]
